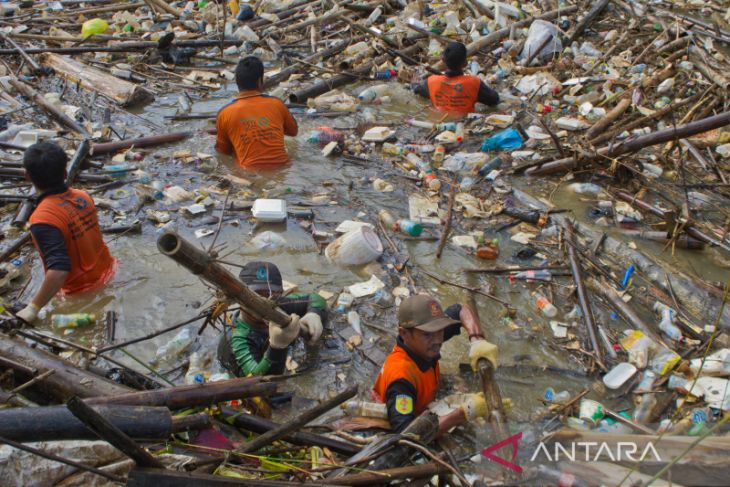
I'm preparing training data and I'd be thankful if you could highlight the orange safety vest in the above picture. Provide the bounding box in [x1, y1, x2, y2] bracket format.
[372, 343, 440, 415]
[29, 188, 116, 295]
[427, 74, 481, 114]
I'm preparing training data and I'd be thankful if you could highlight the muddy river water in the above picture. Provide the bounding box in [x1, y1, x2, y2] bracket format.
[17, 73, 729, 432]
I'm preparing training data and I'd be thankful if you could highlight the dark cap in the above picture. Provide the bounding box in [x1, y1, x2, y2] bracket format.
[398, 294, 459, 333]
[239, 261, 283, 293]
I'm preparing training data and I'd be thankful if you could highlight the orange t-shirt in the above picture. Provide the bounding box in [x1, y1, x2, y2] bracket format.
[372, 343, 440, 416]
[427, 74, 482, 114]
[29, 188, 116, 295]
[215, 90, 298, 168]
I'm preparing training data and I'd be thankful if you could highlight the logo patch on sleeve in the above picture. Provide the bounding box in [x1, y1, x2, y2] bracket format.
[395, 394, 414, 415]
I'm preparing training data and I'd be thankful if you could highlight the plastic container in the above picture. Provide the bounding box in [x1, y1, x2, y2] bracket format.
[535, 293, 558, 318]
[544, 388, 571, 403]
[325, 226, 383, 266]
[342, 400, 387, 418]
[358, 84, 391, 103]
[407, 119, 435, 130]
[603, 362, 637, 389]
[396, 219, 423, 237]
[579, 399, 604, 425]
[568, 182, 603, 195]
[484, 169, 501, 182]
[336, 292, 354, 312]
[689, 348, 730, 377]
[374, 69, 396, 80]
[510, 270, 552, 282]
[649, 348, 682, 376]
[252, 199, 287, 222]
[344, 41, 369, 57]
[436, 122, 457, 132]
[81, 18, 109, 38]
[52, 313, 95, 331]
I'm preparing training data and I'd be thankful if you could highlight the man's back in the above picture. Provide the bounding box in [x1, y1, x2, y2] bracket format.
[216, 91, 298, 168]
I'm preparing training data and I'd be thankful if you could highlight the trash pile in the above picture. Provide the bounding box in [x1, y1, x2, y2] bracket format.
[1, 0, 730, 485]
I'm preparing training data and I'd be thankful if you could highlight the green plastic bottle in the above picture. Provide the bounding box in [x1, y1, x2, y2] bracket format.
[52, 313, 96, 331]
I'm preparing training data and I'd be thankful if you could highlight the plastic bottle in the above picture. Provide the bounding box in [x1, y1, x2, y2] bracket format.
[344, 41, 369, 56]
[568, 182, 604, 196]
[432, 145, 445, 163]
[358, 84, 391, 103]
[154, 327, 194, 364]
[477, 156, 504, 177]
[476, 243, 499, 260]
[404, 143, 435, 154]
[436, 122, 457, 131]
[654, 302, 683, 341]
[336, 292, 354, 312]
[689, 348, 730, 377]
[484, 169, 501, 182]
[378, 209, 397, 229]
[52, 313, 96, 331]
[185, 352, 206, 385]
[407, 119, 435, 130]
[382, 142, 405, 156]
[535, 293, 558, 318]
[620, 330, 655, 369]
[374, 69, 396, 80]
[366, 6, 382, 25]
[455, 123, 464, 143]
[396, 220, 423, 237]
[422, 172, 441, 191]
[405, 152, 429, 171]
[633, 394, 657, 424]
[342, 400, 388, 418]
[511, 270, 552, 282]
[636, 370, 656, 392]
[544, 388, 571, 403]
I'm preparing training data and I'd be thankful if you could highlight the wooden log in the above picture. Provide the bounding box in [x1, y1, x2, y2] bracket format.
[65, 138, 92, 185]
[171, 412, 212, 432]
[288, 44, 420, 103]
[0, 356, 36, 376]
[237, 385, 358, 454]
[91, 131, 193, 155]
[564, 221, 606, 371]
[58, 1, 145, 16]
[569, 0, 611, 42]
[0, 39, 244, 56]
[0, 332, 131, 400]
[263, 39, 353, 89]
[586, 277, 667, 347]
[86, 377, 278, 409]
[526, 110, 730, 177]
[66, 396, 164, 468]
[128, 468, 339, 486]
[0, 232, 32, 264]
[39, 53, 154, 107]
[584, 97, 631, 141]
[0, 404, 171, 442]
[0, 167, 110, 183]
[8, 78, 90, 137]
[157, 231, 291, 327]
[436, 177, 457, 258]
[147, 0, 181, 17]
[356, 413, 439, 472]
[0, 435, 125, 483]
[656, 35, 691, 54]
[220, 407, 360, 456]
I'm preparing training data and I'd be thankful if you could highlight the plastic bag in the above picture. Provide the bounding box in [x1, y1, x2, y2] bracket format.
[520, 20, 562, 65]
[81, 18, 109, 38]
[481, 128, 524, 152]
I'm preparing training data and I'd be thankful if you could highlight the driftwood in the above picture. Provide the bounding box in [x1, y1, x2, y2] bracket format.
[39, 53, 154, 107]
[8, 78, 90, 137]
[569, 0, 612, 42]
[66, 396, 164, 468]
[620, 230, 705, 249]
[0, 38, 244, 56]
[157, 231, 292, 327]
[263, 39, 353, 89]
[436, 177, 457, 258]
[128, 468, 341, 486]
[526, 110, 730, 176]
[585, 97, 631, 141]
[564, 221, 606, 371]
[220, 407, 360, 456]
[0, 332, 131, 400]
[237, 385, 357, 454]
[85, 376, 278, 409]
[91, 131, 194, 155]
[0, 404, 172, 442]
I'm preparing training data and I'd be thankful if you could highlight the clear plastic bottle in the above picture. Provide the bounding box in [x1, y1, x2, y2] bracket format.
[382, 142, 405, 156]
[336, 292, 354, 312]
[378, 209, 397, 230]
[407, 119, 435, 130]
[633, 394, 657, 424]
[52, 313, 96, 331]
[436, 122, 457, 131]
[653, 302, 683, 341]
[455, 123, 464, 142]
[396, 219, 423, 237]
[510, 270, 552, 282]
[366, 6, 383, 25]
[534, 293, 558, 318]
[358, 84, 391, 103]
[477, 156, 503, 177]
[341, 400, 388, 418]
[154, 327, 194, 364]
[405, 152, 429, 171]
[544, 388, 571, 402]
[185, 352, 205, 385]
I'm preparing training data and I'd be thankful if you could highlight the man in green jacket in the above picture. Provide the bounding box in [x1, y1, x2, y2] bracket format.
[217, 261, 326, 376]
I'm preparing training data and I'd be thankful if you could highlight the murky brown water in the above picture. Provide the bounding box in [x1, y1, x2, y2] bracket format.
[16, 71, 728, 426]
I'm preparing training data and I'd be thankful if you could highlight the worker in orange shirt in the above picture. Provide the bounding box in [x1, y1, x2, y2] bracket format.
[414, 41, 500, 115]
[216, 56, 298, 168]
[372, 294, 499, 435]
[15, 141, 116, 324]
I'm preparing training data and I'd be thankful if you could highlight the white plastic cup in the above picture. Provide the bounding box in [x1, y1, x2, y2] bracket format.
[325, 226, 383, 266]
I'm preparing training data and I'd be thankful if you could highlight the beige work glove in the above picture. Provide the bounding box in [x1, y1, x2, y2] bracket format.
[269, 314, 300, 349]
[16, 303, 39, 324]
[460, 393, 489, 422]
[469, 338, 498, 371]
[299, 312, 323, 345]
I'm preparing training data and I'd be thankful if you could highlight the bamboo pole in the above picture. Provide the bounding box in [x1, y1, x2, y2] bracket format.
[157, 231, 292, 327]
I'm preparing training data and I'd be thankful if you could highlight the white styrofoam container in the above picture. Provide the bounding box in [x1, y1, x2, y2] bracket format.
[252, 199, 287, 222]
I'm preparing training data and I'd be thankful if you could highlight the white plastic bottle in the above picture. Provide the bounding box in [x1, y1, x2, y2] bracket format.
[184, 351, 205, 385]
[342, 400, 388, 419]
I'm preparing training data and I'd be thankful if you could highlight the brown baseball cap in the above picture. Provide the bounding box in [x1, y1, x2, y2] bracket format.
[398, 294, 459, 333]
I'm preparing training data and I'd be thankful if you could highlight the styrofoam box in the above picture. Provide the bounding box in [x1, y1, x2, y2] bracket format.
[252, 199, 287, 222]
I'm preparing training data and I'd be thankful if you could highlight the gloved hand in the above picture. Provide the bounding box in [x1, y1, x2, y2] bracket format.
[15, 303, 39, 324]
[299, 312, 323, 345]
[469, 338, 498, 371]
[269, 314, 300, 349]
[460, 393, 488, 422]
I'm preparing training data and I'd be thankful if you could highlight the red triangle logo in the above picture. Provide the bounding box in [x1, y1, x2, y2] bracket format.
[480, 431, 523, 473]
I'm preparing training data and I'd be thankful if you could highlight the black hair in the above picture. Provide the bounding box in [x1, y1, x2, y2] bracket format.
[235, 56, 264, 91]
[23, 141, 68, 190]
[443, 41, 467, 71]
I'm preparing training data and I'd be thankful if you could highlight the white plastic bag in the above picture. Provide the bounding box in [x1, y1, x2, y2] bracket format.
[520, 20, 562, 65]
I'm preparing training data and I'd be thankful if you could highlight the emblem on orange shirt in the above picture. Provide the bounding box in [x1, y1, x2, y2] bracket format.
[395, 394, 413, 414]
